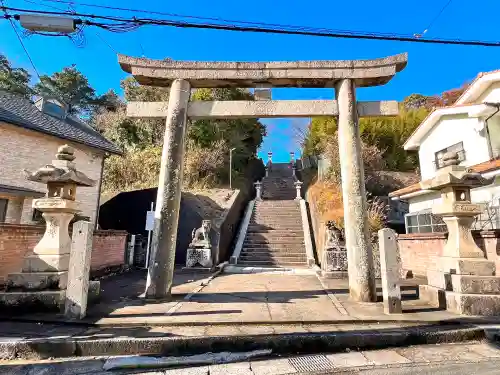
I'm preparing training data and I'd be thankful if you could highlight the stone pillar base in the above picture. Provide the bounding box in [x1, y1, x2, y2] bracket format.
[22, 254, 70, 273]
[446, 292, 500, 316]
[7, 271, 68, 291]
[421, 258, 500, 315]
[0, 280, 100, 313]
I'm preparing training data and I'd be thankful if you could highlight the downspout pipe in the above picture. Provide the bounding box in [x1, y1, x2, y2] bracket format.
[94, 153, 107, 230]
[484, 102, 500, 159]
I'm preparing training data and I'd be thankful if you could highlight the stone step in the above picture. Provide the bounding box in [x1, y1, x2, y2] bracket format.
[245, 236, 304, 243]
[239, 255, 307, 262]
[250, 223, 303, 227]
[243, 243, 306, 249]
[255, 203, 299, 206]
[248, 226, 304, 231]
[253, 209, 300, 213]
[7, 272, 67, 291]
[451, 275, 500, 294]
[240, 252, 306, 258]
[237, 260, 307, 266]
[446, 291, 500, 316]
[0, 290, 65, 311]
[252, 214, 301, 218]
[254, 206, 299, 210]
[251, 216, 301, 220]
[242, 249, 306, 255]
[246, 229, 304, 234]
[244, 239, 305, 245]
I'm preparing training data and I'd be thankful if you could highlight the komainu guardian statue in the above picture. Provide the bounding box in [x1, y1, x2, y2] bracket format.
[185, 220, 213, 268]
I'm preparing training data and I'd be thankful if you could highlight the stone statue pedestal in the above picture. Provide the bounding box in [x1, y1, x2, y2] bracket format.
[320, 222, 348, 279]
[419, 152, 500, 315]
[185, 246, 213, 270]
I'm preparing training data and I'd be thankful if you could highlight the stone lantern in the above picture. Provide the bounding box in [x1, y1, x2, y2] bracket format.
[26, 145, 95, 265]
[419, 152, 500, 315]
[0, 145, 96, 310]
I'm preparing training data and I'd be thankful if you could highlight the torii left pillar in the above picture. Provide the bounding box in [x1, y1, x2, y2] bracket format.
[145, 79, 191, 299]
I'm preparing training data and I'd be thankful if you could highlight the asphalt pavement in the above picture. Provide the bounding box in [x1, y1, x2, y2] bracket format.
[1, 341, 500, 374]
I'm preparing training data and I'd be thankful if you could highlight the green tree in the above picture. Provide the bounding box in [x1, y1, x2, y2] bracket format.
[302, 103, 429, 171]
[34, 65, 106, 117]
[96, 82, 267, 192]
[0, 54, 32, 98]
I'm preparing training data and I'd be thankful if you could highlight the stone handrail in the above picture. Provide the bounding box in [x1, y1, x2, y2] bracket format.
[229, 199, 256, 264]
[298, 199, 316, 267]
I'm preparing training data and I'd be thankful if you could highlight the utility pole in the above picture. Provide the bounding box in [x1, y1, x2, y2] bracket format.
[229, 147, 236, 190]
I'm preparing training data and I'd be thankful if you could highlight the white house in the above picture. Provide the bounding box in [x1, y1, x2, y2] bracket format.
[390, 70, 500, 233]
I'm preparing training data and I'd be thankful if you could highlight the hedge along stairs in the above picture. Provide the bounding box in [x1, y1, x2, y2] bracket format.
[238, 163, 308, 267]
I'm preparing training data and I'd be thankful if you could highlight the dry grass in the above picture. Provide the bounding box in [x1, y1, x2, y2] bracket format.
[309, 180, 387, 237]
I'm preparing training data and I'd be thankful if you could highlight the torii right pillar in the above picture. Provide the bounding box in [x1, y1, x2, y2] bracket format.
[336, 79, 376, 302]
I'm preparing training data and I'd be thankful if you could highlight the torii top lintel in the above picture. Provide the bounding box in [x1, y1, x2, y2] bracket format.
[118, 53, 407, 89]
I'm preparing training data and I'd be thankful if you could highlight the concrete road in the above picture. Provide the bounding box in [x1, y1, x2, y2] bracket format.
[2, 342, 500, 374]
[330, 360, 500, 374]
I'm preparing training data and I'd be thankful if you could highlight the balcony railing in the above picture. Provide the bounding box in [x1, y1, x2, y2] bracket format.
[433, 149, 466, 170]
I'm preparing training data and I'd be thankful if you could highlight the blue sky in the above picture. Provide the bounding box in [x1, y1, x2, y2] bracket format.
[2, 0, 500, 162]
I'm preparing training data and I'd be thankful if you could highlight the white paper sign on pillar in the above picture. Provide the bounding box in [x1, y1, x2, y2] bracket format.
[145, 210, 155, 231]
[144, 202, 155, 268]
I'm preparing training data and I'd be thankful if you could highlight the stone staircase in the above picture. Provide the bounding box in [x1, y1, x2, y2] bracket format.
[238, 163, 308, 267]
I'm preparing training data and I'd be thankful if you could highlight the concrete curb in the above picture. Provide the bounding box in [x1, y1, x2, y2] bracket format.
[0, 325, 487, 360]
[3, 317, 500, 328]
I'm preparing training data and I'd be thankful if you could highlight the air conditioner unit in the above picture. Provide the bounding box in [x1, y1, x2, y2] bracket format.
[19, 15, 76, 33]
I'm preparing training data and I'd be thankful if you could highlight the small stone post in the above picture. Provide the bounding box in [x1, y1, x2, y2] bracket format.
[254, 181, 262, 200]
[335, 79, 376, 302]
[290, 151, 295, 164]
[145, 79, 191, 300]
[294, 180, 303, 200]
[64, 220, 93, 319]
[267, 151, 273, 165]
[127, 235, 136, 265]
[292, 165, 296, 178]
[378, 228, 402, 314]
[265, 166, 269, 177]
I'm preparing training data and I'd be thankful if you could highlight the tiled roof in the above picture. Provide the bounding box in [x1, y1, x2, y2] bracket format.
[389, 159, 500, 198]
[0, 91, 122, 154]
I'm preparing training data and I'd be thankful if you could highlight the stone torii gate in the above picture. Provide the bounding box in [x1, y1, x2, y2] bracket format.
[118, 53, 408, 303]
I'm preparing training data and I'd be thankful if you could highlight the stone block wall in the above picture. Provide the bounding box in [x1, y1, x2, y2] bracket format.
[397, 231, 500, 277]
[0, 223, 127, 284]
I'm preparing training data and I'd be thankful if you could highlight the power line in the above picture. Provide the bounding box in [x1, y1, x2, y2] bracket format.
[3, 5, 500, 47]
[423, 0, 454, 35]
[37, 0, 345, 32]
[92, 29, 117, 54]
[1, 4, 42, 80]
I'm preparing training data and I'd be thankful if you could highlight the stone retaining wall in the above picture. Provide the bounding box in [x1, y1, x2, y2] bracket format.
[398, 231, 500, 277]
[0, 223, 127, 284]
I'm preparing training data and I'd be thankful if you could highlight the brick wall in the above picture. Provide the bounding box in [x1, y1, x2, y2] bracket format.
[0, 122, 104, 225]
[0, 223, 127, 284]
[398, 231, 500, 276]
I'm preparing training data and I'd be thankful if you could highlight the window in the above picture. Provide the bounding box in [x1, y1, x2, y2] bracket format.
[434, 142, 465, 169]
[405, 209, 447, 233]
[0, 199, 7, 223]
[32, 208, 44, 223]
